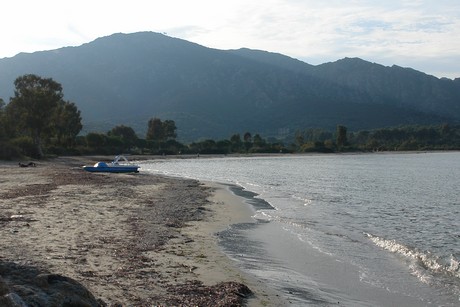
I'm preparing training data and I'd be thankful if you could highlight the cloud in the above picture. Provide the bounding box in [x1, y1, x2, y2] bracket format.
[248, 0, 460, 78]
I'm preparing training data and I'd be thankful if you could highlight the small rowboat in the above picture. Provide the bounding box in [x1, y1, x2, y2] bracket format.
[83, 155, 140, 173]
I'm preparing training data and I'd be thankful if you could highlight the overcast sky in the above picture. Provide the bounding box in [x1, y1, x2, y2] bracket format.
[2, 0, 459, 79]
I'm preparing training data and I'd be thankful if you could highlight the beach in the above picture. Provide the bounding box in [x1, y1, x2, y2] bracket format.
[0, 157, 285, 306]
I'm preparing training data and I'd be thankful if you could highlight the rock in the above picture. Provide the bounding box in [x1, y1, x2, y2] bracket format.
[32, 274, 100, 306]
[0, 276, 10, 295]
[0, 293, 28, 307]
[1, 273, 100, 307]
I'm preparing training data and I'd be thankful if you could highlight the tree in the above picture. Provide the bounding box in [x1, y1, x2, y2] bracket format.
[336, 125, 348, 150]
[243, 132, 252, 151]
[146, 118, 177, 142]
[0, 98, 6, 140]
[230, 133, 242, 152]
[53, 100, 82, 147]
[108, 125, 138, 150]
[230, 134, 241, 144]
[295, 130, 304, 147]
[108, 125, 137, 140]
[243, 132, 252, 143]
[86, 132, 107, 148]
[7, 75, 64, 158]
[163, 119, 177, 140]
[146, 118, 163, 141]
[253, 134, 265, 147]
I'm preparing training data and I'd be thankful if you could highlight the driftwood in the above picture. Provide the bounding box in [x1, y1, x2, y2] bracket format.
[18, 162, 36, 168]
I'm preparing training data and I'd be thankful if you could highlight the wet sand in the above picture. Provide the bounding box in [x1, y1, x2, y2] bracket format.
[0, 156, 285, 306]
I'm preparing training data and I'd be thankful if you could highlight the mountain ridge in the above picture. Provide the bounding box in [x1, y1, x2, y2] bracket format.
[0, 31, 458, 141]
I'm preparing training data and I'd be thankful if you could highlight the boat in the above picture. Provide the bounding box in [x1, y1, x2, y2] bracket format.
[83, 155, 140, 173]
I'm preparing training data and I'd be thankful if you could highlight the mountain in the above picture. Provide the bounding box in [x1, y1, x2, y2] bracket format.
[0, 31, 459, 141]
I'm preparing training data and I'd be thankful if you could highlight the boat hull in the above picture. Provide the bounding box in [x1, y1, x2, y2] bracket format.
[83, 166, 139, 173]
[82, 156, 140, 173]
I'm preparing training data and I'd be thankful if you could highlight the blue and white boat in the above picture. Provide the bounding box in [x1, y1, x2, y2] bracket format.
[83, 155, 140, 173]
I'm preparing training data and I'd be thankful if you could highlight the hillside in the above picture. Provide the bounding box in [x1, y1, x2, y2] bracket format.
[0, 31, 458, 141]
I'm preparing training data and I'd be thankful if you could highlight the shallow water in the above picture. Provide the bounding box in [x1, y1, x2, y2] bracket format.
[142, 152, 460, 306]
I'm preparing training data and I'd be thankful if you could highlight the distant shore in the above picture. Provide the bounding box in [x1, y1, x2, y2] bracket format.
[0, 156, 285, 306]
[112, 149, 460, 161]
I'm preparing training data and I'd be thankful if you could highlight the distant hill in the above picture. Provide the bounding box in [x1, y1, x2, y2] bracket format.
[0, 31, 458, 141]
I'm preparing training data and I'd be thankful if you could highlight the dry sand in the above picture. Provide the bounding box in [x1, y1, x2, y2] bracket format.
[0, 156, 285, 306]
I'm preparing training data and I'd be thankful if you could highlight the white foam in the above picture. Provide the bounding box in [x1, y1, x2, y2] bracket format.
[291, 194, 313, 206]
[365, 233, 460, 280]
[253, 210, 274, 221]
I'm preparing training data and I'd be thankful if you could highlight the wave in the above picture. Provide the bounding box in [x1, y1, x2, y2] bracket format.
[291, 194, 313, 206]
[365, 233, 460, 281]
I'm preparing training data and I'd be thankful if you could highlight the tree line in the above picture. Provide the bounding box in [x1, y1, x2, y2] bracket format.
[0, 75, 181, 159]
[295, 124, 460, 152]
[1, 74, 459, 160]
[73, 123, 460, 156]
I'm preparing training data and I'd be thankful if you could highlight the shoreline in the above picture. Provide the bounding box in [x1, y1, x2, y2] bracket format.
[130, 149, 460, 160]
[182, 182, 287, 306]
[0, 156, 285, 306]
[46, 149, 460, 167]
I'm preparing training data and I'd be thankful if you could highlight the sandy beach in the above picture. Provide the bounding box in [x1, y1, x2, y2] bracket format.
[0, 156, 285, 306]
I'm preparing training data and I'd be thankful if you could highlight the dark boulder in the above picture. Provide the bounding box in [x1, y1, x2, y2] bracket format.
[1, 273, 101, 307]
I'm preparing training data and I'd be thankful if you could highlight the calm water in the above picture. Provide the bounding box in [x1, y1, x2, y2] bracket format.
[141, 152, 460, 306]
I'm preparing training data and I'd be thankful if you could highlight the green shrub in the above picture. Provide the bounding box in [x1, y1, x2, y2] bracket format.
[0, 141, 22, 160]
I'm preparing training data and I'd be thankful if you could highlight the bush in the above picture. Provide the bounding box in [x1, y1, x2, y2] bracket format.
[0, 141, 22, 160]
[11, 136, 40, 158]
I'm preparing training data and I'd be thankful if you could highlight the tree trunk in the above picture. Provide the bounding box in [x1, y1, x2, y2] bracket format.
[32, 132, 44, 159]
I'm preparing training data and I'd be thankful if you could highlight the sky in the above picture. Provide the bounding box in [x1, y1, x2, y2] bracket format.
[1, 0, 459, 79]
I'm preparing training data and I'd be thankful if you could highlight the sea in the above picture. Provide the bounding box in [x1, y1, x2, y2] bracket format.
[141, 152, 460, 306]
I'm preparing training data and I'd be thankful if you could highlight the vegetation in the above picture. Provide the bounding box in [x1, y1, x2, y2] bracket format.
[1, 74, 459, 160]
[336, 125, 348, 151]
[146, 118, 177, 142]
[295, 124, 460, 152]
[74, 123, 460, 156]
[347, 124, 460, 151]
[1, 75, 82, 159]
